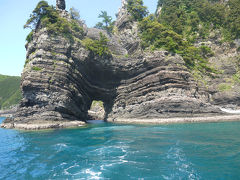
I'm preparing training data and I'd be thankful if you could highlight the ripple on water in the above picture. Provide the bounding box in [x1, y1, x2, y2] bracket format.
[81, 168, 102, 180]
[62, 163, 103, 179]
[1, 118, 240, 179]
[53, 143, 69, 152]
[89, 125, 136, 133]
[163, 141, 201, 180]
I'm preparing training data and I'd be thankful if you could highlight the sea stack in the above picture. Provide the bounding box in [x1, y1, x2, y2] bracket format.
[2, 0, 240, 130]
[56, 0, 66, 10]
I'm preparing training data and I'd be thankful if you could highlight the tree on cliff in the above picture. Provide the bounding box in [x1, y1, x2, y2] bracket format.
[157, 0, 240, 39]
[226, 0, 240, 39]
[24, 1, 56, 30]
[127, 0, 148, 21]
[95, 11, 114, 33]
[24, 0, 84, 43]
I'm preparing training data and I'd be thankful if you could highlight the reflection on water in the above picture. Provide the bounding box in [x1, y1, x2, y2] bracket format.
[1, 117, 240, 179]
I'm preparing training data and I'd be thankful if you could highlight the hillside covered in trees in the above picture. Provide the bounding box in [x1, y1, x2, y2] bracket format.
[0, 75, 21, 110]
[92, 0, 240, 76]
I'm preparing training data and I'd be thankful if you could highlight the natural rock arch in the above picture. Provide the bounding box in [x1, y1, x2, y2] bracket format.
[1, 0, 224, 129]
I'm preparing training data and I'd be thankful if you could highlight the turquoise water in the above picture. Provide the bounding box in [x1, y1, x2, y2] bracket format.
[1, 117, 240, 179]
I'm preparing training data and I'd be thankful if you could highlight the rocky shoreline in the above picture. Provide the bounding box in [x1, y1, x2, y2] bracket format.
[0, 120, 85, 130]
[1, 114, 240, 130]
[107, 114, 240, 125]
[0, 107, 18, 118]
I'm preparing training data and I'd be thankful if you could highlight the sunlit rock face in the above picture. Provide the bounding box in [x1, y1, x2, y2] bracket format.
[2, 0, 226, 129]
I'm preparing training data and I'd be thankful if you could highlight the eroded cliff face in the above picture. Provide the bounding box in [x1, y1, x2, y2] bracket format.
[201, 38, 240, 107]
[2, 0, 234, 129]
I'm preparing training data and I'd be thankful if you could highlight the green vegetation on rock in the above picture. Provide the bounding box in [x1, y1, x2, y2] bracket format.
[127, 0, 149, 21]
[24, 59, 31, 68]
[24, 0, 84, 42]
[95, 11, 114, 33]
[218, 83, 232, 92]
[157, 0, 240, 40]
[26, 31, 33, 43]
[138, 16, 216, 75]
[32, 66, 42, 71]
[0, 74, 22, 110]
[91, 100, 104, 109]
[82, 33, 111, 57]
[227, 0, 240, 40]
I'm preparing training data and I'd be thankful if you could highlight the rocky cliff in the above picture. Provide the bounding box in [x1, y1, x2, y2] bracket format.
[2, 0, 240, 129]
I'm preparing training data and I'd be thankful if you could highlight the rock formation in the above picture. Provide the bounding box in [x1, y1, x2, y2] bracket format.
[56, 0, 66, 10]
[2, 0, 240, 130]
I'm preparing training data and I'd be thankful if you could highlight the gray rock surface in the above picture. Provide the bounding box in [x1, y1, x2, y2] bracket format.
[194, 32, 240, 106]
[88, 101, 105, 120]
[56, 0, 66, 10]
[0, 105, 18, 118]
[115, 0, 141, 55]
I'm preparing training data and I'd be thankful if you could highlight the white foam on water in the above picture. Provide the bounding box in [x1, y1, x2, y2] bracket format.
[100, 163, 113, 170]
[163, 141, 201, 180]
[56, 143, 67, 147]
[63, 164, 80, 175]
[82, 168, 102, 180]
[53, 143, 68, 152]
[91, 143, 129, 171]
[220, 108, 240, 114]
[63, 164, 103, 180]
[87, 143, 129, 157]
[60, 162, 67, 166]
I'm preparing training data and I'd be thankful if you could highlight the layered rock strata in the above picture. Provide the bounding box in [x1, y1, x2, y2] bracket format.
[2, 0, 235, 130]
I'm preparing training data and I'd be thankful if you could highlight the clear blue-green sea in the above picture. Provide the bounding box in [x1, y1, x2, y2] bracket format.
[1, 117, 240, 180]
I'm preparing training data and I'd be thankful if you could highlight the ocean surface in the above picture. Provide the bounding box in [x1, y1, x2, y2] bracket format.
[0, 117, 240, 180]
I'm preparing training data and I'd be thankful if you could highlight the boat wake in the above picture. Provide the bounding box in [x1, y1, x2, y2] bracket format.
[162, 141, 201, 180]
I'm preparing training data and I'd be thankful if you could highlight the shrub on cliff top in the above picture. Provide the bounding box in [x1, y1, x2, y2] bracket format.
[139, 16, 186, 52]
[157, 0, 240, 40]
[24, 1, 84, 42]
[139, 16, 216, 74]
[82, 33, 111, 57]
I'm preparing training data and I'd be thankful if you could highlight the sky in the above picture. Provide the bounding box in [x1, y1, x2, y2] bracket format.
[0, 0, 158, 76]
